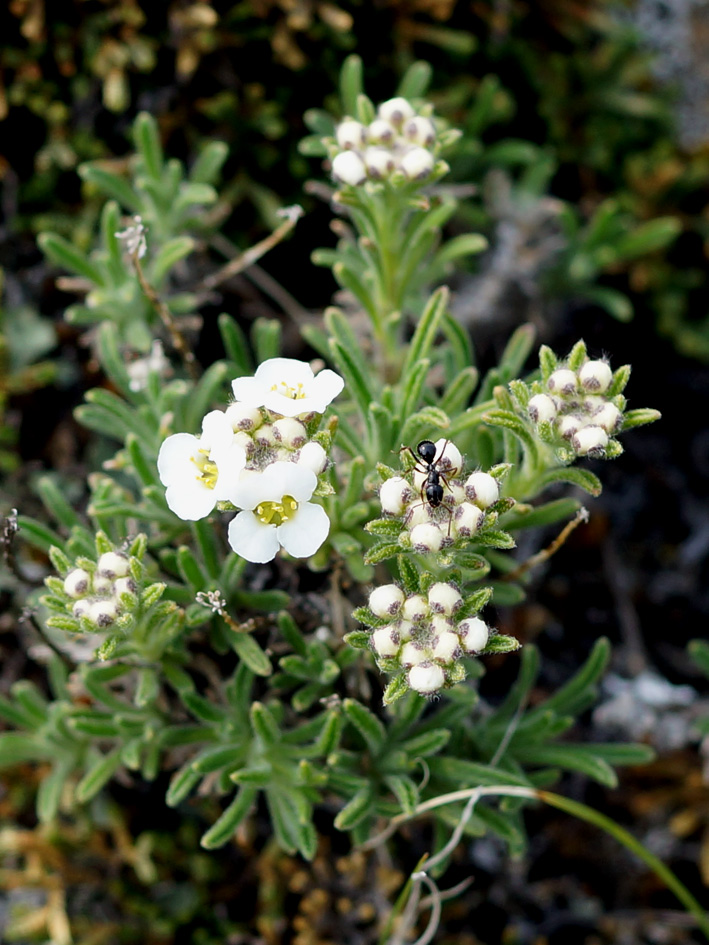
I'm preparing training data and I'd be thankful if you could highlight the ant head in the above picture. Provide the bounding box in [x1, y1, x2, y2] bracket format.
[416, 440, 437, 464]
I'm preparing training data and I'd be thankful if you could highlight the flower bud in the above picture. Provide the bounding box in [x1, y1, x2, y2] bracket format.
[458, 616, 489, 653]
[433, 438, 462, 472]
[558, 414, 583, 439]
[592, 403, 622, 433]
[397, 619, 414, 642]
[528, 393, 558, 423]
[254, 423, 277, 447]
[572, 425, 609, 456]
[332, 150, 367, 186]
[96, 551, 130, 579]
[89, 599, 118, 628]
[367, 119, 395, 144]
[465, 472, 500, 509]
[63, 568, 91, 599]
[295, 441, 328, 474]
[400, 641, 427, 667]
[402, 594, 428, 622]
[410, 522, 443, 553]
[72, 598, 92, 620]
[579, 359, 612, 393]
[405, 503, 433, 529]
[454, 502, 484, 537]
[428, 582, 462, 615]
[226, 403, 263, 431]
[371, 626, 400, 658]
[114, 576, 137, 598]
[335, 119, 367, 150]
[378, 97, 415, 124]
[380, 476, 411, 515]
[369, 584, 404, 618]
[430, 614, 454, 636]
[547, 369, 578, 396]
[403, 116, 436, 146]
[272, 417, 307, 449]
[408, 663, 444, 694]
[400, 147, 435, 180]
[364, 146, 395, 179]
[93, 575, 113, 595]
[432, 631, 460, 663]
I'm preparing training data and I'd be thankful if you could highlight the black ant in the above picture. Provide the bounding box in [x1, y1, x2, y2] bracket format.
[399, 439, 459, 511]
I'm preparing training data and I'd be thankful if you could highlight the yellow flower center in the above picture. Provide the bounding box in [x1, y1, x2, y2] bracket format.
[271, 380, 306, 400]
[193, 449, 218, 490]
[256, 495, 298, 526]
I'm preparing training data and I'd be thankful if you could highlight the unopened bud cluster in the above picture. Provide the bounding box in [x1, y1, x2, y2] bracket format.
[377, 438, 505, 554]
[366, 582, 491, 695]
[527, 357, 625, 459]
[224, 402, 330, 477]
[43, 545, 142, 635]
[329, 97, 448, 187]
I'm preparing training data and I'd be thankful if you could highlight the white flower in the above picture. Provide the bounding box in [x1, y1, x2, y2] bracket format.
[332, 150, 367, 186]
[231, 358, 344, 418]
[157, 411, 247, 521]
[227, 462, 329, 563]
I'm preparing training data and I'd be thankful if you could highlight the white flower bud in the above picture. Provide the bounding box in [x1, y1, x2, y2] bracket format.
[332, 150, 367, 186]
[367, 118, 395, 144]
[335, 119, 367, 150]
[408, 663, 445, 694]
[254, 423, 277, 447]
[458, 616, 489, 653]
[528, 393, 558, 424]
[400, 641, 427, 667]
[364, 146, 395, 179]
[369, 584, 404, 618]
[430, 614, 454, 636]
[432, 631, 460, 663]
[433, 438, 462, 472]
[579, 359, 612, 393]
[410, 522, 443, 553]
[406, 503, 433, 529]
[402, 594, 429, 622]
[114, 576, 137, 598]
[89, 599, 118, 627]
[400, 147, 435, 180]
[72, 598, 91, 620]
[428, 582, 463, 615]
[412, 468, 427, 490]
[226, 403, 263, 431]
[93, 575, 113, 595]
[449, 482, 466, 505]
[371, 626, 400, 658]
[63, 569, 91, 599]
[547, 369, 578, 396]
[465, 472, 500, 509]
[397, 619, 414, 642]
[295, 441, 328, 474]
[454, 502, 484, 537]
[272, 417, 307, 449]
[403, 116, 436, 146]
[96, 551, 130, 579]
[380, 476, 411, 515]
[572, 425, 609, 456]
[558, 414, 583, 439]
[378, 97, 415, 124]
[592, 403, 622, 433]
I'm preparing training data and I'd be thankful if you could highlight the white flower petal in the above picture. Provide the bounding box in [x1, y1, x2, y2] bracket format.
[213, 444, 248, 502]
[230, 376, 269, 408]
[157, 433, 200, 486]
[165, 480, 217, 520]
[227, 511, 281, 563]
[231, 358, 344, 417]
[277, 502, 330, 558]
[307, 369, 345, 409]
[200, 409, 234, 451]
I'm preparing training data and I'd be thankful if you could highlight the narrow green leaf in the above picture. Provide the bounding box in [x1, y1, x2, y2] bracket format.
[252, 317, 282, 363]
[514, 743, 617, 787]
[37, 758, 73, 823]
[343, 699, 385, 753]
[166, 761, 203, 807]
[78, 163, 140, 211]
[0, 733, 48, 768]
[537, 466, 602, 497]
[333, 786, 373, 831]
[151, 236, 195, 285]
[622, 408, 661, 430]
[38, 232, 105, 285]
[385, 774, 419, 814]
[200, 787, 257, 849]
[363, 541, 401, 565]
[340, 55, 364, 116]
[75, 749, 123, 803]
[250, 702, 280, 747]
[231, 632, 272, 676]
[397, 60, 432, 99]
[134, 112, 164, 180]
[218, 313, 252, 376]
[402, 287, 449, 379]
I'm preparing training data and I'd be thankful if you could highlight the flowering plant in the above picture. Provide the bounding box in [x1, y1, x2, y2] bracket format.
[5, 55, 707, 945]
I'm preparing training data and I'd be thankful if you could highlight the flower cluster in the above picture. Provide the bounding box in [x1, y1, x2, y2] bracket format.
[157, 358, 343, 563]
[60, 551, 135, 630]
[366, 581, 492, 695]
[368, 438, 511, 560]
[329, 97, 446, 187]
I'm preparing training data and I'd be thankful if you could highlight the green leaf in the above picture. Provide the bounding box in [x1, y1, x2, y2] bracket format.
[218, 313, 252, 376]
[614, 216, 681, 260]
[79, 163, 139, 211]
[250, 702, 280, 747]
[385, 774, 419, 814]
[513, 743, 617, 787]
[329, 340, 375, 426]
[36, 476, 82, 531]
[397, 555, 420, 594]
[402, 728, 451, 757]
[397, 60, 432, 100]
[622, 408, 661, 430]
[402, 287, 449, 379]
[334, 785, 373, 831]
[134, 112, 164, 180]
[182, 692, 226, 723]
[151, 236, 195, 285]
[689, 640, 709, 679]
[582, 286, 633, 322]
[433, 233, 488, 267]
[0, 733, 48, 768]
[340, 55, 364, 116]
[38, 232, 105, 285]
[252, 317, 282, 363]
[75, 750, 123, 803]
[506, 498, 581, 531]
[166, 762, 203, 807]
[537, 466, 602, 497]
[343, 699, 385, 753]
[481, 633, 522, 655]
[37, 758, 74, 823]
[231, 632, 272, 676]
[383, 674, 409, 706]
[364, 542, 401, 565]
[200, 787, 258, 849]
[365, 518, 403, 537]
